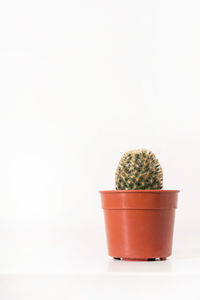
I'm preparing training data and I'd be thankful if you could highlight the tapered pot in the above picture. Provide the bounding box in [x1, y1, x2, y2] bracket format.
[100, 190, 179, 261]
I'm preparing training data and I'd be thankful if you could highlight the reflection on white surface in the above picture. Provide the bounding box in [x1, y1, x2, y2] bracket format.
[107, 259, 173, 272]
[107, 247, 200, 273]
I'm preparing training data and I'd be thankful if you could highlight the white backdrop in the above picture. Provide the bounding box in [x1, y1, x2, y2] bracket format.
[0, 0, 200, 275]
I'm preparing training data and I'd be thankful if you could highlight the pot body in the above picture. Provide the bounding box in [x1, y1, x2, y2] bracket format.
[100, 190, 179, 260]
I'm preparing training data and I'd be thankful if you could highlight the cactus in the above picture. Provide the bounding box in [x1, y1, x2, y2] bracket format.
[115, 149, 163, 190]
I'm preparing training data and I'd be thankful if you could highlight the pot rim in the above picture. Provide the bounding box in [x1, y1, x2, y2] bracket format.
[100, 190, 179, 209]
[99, 190, 180, 194]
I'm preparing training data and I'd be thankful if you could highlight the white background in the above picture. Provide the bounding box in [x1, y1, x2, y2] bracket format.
[0, 0, 200, 298]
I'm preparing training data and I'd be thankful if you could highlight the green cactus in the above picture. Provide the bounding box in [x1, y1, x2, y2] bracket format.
[115, 149, 163, 190]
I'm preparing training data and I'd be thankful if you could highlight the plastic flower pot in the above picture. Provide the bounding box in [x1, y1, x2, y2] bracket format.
[100, 190, 179, 261]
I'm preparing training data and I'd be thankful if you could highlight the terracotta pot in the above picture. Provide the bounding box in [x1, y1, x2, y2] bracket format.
[100, 190, 179, 261]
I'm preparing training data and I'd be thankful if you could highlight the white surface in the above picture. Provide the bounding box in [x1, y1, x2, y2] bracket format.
[0, 274, 200, 300]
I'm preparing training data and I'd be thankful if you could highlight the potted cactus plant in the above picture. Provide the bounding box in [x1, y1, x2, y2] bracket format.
[100, 149, 179, 261]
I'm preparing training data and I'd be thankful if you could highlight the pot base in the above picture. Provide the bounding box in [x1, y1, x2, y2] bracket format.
[114, 257, 167, 261]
